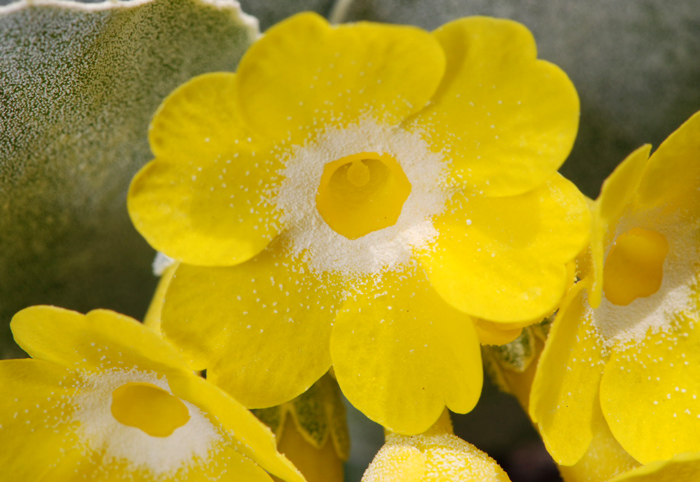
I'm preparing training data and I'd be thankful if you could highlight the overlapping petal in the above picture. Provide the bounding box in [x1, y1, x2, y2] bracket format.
[407, 16, 579, 197]
[589, 145, 651, 307]
[162, 242, 342, 408]
[609, 452, 700, 482]
[11, 306, 190, 375]
[0, 360, 80, 482]
[636, 111, 700, 212]
[421, 173, 589, 324]
[600, 315, 700, 464]
[236, 13, 446, 143]
[530, 281, 606, 465]
[331, 265, 482, 434]
[128, 73, 282, 267]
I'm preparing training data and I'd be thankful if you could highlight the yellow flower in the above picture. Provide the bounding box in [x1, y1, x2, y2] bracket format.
[128, 13, 589, 433]
[530, 111, 700, 466]
[361, 410, 511, 481]
[0, 306, 304, 482]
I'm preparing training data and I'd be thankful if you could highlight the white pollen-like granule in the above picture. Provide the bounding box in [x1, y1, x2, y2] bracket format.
[70, 368, 223, 475]
[273, 118, 451, 278]
[591, 209, 700, 349]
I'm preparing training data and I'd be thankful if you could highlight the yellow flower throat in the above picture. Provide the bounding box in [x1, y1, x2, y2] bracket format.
[315, 152, 412, 240]
[603, 227, 669, 306]
[111, 382, 190, 437]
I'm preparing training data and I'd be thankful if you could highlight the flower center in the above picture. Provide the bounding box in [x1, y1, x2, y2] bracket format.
[111, 382, 190, 437]
[315, 152, 412, 240]
[603, 227, 669, 306]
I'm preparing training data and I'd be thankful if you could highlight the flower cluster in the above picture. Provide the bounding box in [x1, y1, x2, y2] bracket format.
[5, 6, 700, 482]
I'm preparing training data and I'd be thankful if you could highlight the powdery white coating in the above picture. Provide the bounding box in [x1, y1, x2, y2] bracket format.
[362, 432, 510, 482]
[274, 118, 450, 277]
[71, 368, 223, 475]
[591, 210, 700, 349]
[152, 251, 176, 276]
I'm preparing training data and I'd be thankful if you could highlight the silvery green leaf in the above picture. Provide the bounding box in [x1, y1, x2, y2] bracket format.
[339, 0, 700, 197]
[0, 0, 258, 357]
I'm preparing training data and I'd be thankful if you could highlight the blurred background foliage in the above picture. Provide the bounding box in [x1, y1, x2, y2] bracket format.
[1, 1, 699, 481]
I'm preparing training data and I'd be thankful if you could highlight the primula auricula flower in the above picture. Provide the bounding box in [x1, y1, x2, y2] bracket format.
[361, 410, 511, 482]
[530, 111, 700, 467]
[0, 306, 304, 482]
[128, 12, 589, 433]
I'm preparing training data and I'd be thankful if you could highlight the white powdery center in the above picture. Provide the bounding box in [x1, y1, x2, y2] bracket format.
[274, 118, 450, 278]
[591, 210, 700, 349]
[71, 368, 223, 475]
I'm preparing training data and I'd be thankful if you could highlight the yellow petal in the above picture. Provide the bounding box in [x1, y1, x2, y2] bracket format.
[236, 13, 445, 143]
[589, 145, 652, 308]
[600, 318, 700, 464]
[530, 281, 606, 465]
[407, 16, 579, 197]
[0, 359, 80, 481]
[474, 319, 524, 345]
[558, 401, 640, 482]
[168, 372, 305, 482]
[608, 452, 700, 482]
[421, 173, 589, 323]
[11, 306, 190, 374]
[636, 110, 700, 212]
[42, 443, 277, 482]
[128, 73, 281, 267]
[331, 265, 482, 435]
[162, 243, 340, 408]
[143, 261, 178, 333]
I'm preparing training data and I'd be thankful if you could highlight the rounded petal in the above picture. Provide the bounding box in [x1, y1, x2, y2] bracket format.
[362, 443, 425, 482]
[168, 373, 304, 482]
[558, 402, 640, 482]
[162, 244, 340, 408]
[600, 319, 700, 463]
[0, 359, 80, 481]
[128, 73, 281, 267]
[590, 145, 652, 308]
[408, 17, 579, 197]
[474, 319, 524, 345]
[41, 443, 276, 482]
[331, 265, 482, 435]
[11, 306, 190, 374]
[636, 110, 700, 212]
[530, 281, 606, 466]
[421, 173, 590, 323]
[236, 13, 445, 143]
[609, 452, 700, 482]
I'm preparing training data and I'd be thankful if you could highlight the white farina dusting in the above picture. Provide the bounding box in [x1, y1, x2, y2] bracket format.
[591, 210, 700, 349]
[274, 118, 450, 277]
[71, 368, 222, 475]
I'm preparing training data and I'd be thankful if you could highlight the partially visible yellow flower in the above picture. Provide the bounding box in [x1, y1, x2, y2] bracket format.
[0, 306, 304, 482]
[530, 111, 700, 466]
[361, 410, 511, 481]
[128, 12, 589, 433]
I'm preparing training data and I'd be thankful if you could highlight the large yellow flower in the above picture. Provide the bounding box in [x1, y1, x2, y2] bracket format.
[0, 306, 304, 482]
[128, 13, 589, 434]
[530, 111, 700, 466]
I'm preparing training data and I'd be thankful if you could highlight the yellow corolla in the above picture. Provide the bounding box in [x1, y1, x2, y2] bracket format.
[530, 111, 700, 466]
[361, 411, 511, 482]
[0, 306, 304, 482]
[128, 13, 589, 434]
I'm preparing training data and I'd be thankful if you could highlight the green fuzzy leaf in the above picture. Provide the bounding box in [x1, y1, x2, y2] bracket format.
[0, 0, 258, 358]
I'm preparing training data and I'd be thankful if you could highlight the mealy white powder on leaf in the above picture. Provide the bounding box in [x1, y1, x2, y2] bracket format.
[590, 209, 700, 349]
[273, 117, 450, 278]
[70, 368, 223, 476]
